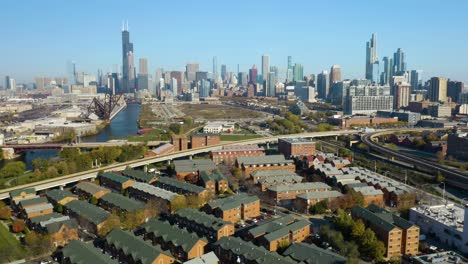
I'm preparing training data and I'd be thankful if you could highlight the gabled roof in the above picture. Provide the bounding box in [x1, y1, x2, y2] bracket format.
[214, 236, 296, 264]
[9, 188, 35, 198]
[65, 200, 110, 225]
[175, 208, 231, 231]
[366, 204, 415, 230]
[173, 159, 216, 173]
[237, 155, 293, 166]
[248, 215, 296, 237]
[129, 182, 178, 201]
[100, 192, 144, 212]
[100, 172, 134, 184]
[122, 168, 156, 183]
[263, 219, 310, 242]
[258, 175, 303, 185]
[45, 218, 78, 234]
[62, 240, 118, 264]
[251, 170, 299, 179]
[282, 243, 347, 264]
[156, 176, 206, 194]
[46, 189, 77, 203]
[24, 203, 53, 214]
[75, 181, 110, 196]
[105, 229, 173, 264]
[208, 193, 259, 211]
[297, 190, 343, 200]
[200, 170, 227, 183]
[351, 205, 400, 232]
[183, 251, 219, 264]
[19, 196, 48, 208]
[142, 219, 207, 252]
[29, 213, 64, 225]
[267, 182, 331, 193]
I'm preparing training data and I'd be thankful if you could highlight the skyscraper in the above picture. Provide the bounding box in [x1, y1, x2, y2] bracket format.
[200, 79, 210, 98]
[287, 56, 293, 70]
[365, 33, 378, 81]
[447, 80, 464, 103]
[122, 21, 135, 93]
[293, 64, 304, 82]
[393, 48, 406, 75]
[249, 65, 258, 85]
[410, 70, 422, 91]
[317, 70, 330, 100]
[170, 78, 177, 95]
[262, 54, 269, 81]
[5, 76, 11, 89]
[268, 72, 276, 97]
[221, 64, 227, 83]
[213, 56, 218, 80]
[270, 66, 278, 82]
[381, 56, 394, 85]
[137, 58, 149, 90]
[186, 63, 199, 83]
[393, 82, 411, 110]
[429, 77, 448, 103]
[139, 58, 148, 75]
[171, 71, 183, 95]
[330, 65, 342, 84]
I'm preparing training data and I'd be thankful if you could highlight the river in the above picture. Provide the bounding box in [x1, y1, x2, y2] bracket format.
[2, 103, 141, 170]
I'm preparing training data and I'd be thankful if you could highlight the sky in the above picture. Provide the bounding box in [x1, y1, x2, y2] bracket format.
[1, 0, 468, 84]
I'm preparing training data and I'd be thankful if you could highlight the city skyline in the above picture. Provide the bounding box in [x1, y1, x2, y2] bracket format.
[1, 0, 468, 83]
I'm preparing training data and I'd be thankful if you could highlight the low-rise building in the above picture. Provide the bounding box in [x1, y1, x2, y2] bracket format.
[171, 208, 235, 241]
[278, 138, 316, 158]
[327, 116, 398, 128]
[141, 218, 209, 262]
[60, 240, 118, 264]
[191, 134, 220, 149]
[204, 193, 260, 223]
[295, 191, 343, 214]
[213, 236, 295, 264]
[173, 159, 217, 181]
[352, 205, 419, 258]
[447, 132, 468, 161]
[267, 182, 332, 201]
[409, 203, 468, 254]
[145, 143, 174, 157]
[122, 168, 158, 184]
[282, 243, 347, 264]
[247, 215, 310, 251]
[203, 121, 235, 134]
[349, 186, 384, 207]
[74, 181, 111, 199]
[44, 218, 79, 247]
[408, 251, 468, 264]
[171, 134, 188, 151]
[154, 176, 208, 199]
[183, 252, 219, 264]
[45, 189, 78, 206]
[23, 203, 54, 219]
[64, 200, 111, 235]
[257, 175, 304, 192]
[251, 170, 301, 184]
[127, 182, 180, 211]
[28, 213, 68, 230]
[104, 228, 175, 264]
[99, 192, 145, 213]
[236, 155, 295, 179]
[9, 188, 36, 204]
[18, 196, 48, 210]
[99, 172, 136, 192]
[211, 145, 265, 165]
[199, 170, 229, 193]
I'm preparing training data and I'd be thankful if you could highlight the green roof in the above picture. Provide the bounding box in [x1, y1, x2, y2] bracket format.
[105, 229, 172, 264]
[200, 170, 227, 183]
[100, 192, 144, 212]
[208, 193, 259, 211]
[62, 240, 118, 264]
[296, 191, 343, 200]
[9, 188, 35, 198]
[351, 205, 414, 233]
[46, 189, 77, 203]
[65, 200, 110, 225]
[263, 219, 310, 242]
[175, 208, 231, 231]
[237, 155, 293, 166]
[248, 215, 296, 238]
[282, 243, 347, 264]
[122, 168, 156, 183]
[45, 218, 78, 234]
[214, 236, 296, 264]
[75, 181, 110, 196]
[142, 218, 207, 252]
[19, 196, 48, 208]
[257, 175, 304, 185]
[267, 182, 331, 193]
[173, 159, 216, 173]
[100, 172, 134, 184]
[251, 170, 299, 179]
[29, 213, 64, 225]
[156, 176, 205, 194]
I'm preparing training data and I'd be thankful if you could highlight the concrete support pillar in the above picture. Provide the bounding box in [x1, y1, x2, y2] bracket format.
[189, 155, 193, 160]
[335, 136, 338, 141]
[266, 142, 270, 149]
[59, 185, 64, 190]
[143, 165, 148, 172]
[167, 159, 171, 166]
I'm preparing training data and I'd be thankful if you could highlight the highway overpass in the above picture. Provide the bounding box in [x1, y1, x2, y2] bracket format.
[362, 131, 468, 190]
[1, 140, 165, 152]
[0, 130, 357, 200]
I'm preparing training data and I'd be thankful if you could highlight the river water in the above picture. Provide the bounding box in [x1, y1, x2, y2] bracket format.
[3, 104, 141, 170]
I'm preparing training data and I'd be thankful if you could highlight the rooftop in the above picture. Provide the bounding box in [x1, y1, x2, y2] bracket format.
[46, 189, 78, 203]
[200, 170, 227, 183]
[237, 155, 293, 166]
[45, 218, 78, 234]
[208, 193, 259, 211]
[175, 208, 231, 231]
[263, 219, 310, 242]
[352, 205, 415, 232]
[9, 188, 35, 198]
[412, 251, 468, 264]
[258, 175, 304, 185]
[100, 192, 145, 212]
[100, 172, 135, 184]
[156, 176, 206, 194]
[24, 203, 53, 214]
[251, 170, 299, 179]
[282, 243, 347, 264]
[122, 168, 156, 183]
[105, 228, 172, 264]
[75, 181, 110, 196]
[183, 252, 219, 264]
[279, 138, 315, 144]
[248, 215, 295, 237]
[297, 190, 343, 200]
[351, 186, 384, 196]
[211, 144, 264, 153]
[213, 236, 296, 264]
[173, 159, 216, 173]
[61, 240, 118, 264]
[142, 218, 207, 252]
[29, 212, 65, 225]
[130, 182, 178, 201]
[65, 200, 110, 225]
[19, 196, 48, 208]
[410, 204, 465, 232]
[267, 182, 331, 193]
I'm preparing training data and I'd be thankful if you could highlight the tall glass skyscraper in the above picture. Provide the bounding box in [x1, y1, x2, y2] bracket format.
[365, 33, 378, 82]
[122, 21, 134, 93]
[293, 63, 304, 82]
[393, 48, 406, 75]
[262, 54, 269, 82]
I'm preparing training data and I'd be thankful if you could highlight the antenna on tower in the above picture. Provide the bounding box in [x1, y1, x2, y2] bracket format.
[121, 21, 124, 31]
[126, 20, 129, 31]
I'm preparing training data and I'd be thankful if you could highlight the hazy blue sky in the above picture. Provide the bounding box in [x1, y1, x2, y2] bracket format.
[1, 0, 467, 83]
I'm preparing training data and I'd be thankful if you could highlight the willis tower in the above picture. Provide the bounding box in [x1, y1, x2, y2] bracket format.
[122, 21, 135, 93]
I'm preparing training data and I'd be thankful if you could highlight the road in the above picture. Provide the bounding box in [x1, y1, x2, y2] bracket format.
[362, 132, 468, 190]
[0, 129, 358, 200]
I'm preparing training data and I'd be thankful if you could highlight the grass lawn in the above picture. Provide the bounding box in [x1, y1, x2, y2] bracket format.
[178, 104, 266, 120]
[0, 223, 27, 262]
[219, 134, 263, 141]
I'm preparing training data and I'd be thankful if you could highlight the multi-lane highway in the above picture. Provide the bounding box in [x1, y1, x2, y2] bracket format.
[362, 132, 468, 190]
[0, 130, 357, 200]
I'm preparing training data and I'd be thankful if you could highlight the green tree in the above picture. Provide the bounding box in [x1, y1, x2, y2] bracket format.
[32, 158, 49, 172]
[351, 219, 366, 239]
[0, 161, 26, 179]
[316, 123, 334, 132]
[59, 147, 80, 160]
[89, 196, 98, 205]
[170, 195, 188, 212]
[310, 200, 328, 214]
[436, 171, 445, 183]
[0, 201, 11, 220]
[56, 204, 63, 213]
[46, 166, 59, 178]
[24, 231, 53, 256]
[338, 147, 352, 158]
[98, 214, 120, 237]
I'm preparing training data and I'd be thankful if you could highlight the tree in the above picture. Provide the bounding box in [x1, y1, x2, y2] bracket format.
[436, 171, 445, 183]
[12, 219, 25, 233]
[412, 137, 426, 148]
[316, 123, 334, 132]
[310, 200, 328, 214]
[122, 209, 145, 230]
[58, 147, 80, 160]
[333, 209, 354, 236]
[351, 219, 366, 239]
[338, 148, 352, 158]
[276, 240, 290, 254]
[24, 231, 53, 256]
[46, 166, 59, 178]
[356, 143, 369, 152]
[436, 151, 445, 162]
[0, 161, 26, 179]
[232, 168, 243, 179]
[0, 205, 11, 220]
[32, 158, 50, 172]
[56, 203, 63, 213]
[89, 196, 98, 205]
[98, 214, 120, 237]
[170, 195, 188, 212]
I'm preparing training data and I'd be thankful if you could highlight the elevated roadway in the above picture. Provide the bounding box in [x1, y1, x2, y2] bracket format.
[0, 130, 356, 200]
[362, 131, 468, 190]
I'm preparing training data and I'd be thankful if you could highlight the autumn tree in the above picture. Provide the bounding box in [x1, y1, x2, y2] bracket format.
[170, 195, 188, 212]
[12, 219, 26, 233]
[25, 231, 53, 256]
[98, 214, 121, 237]
[0, 201, 11, 220]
